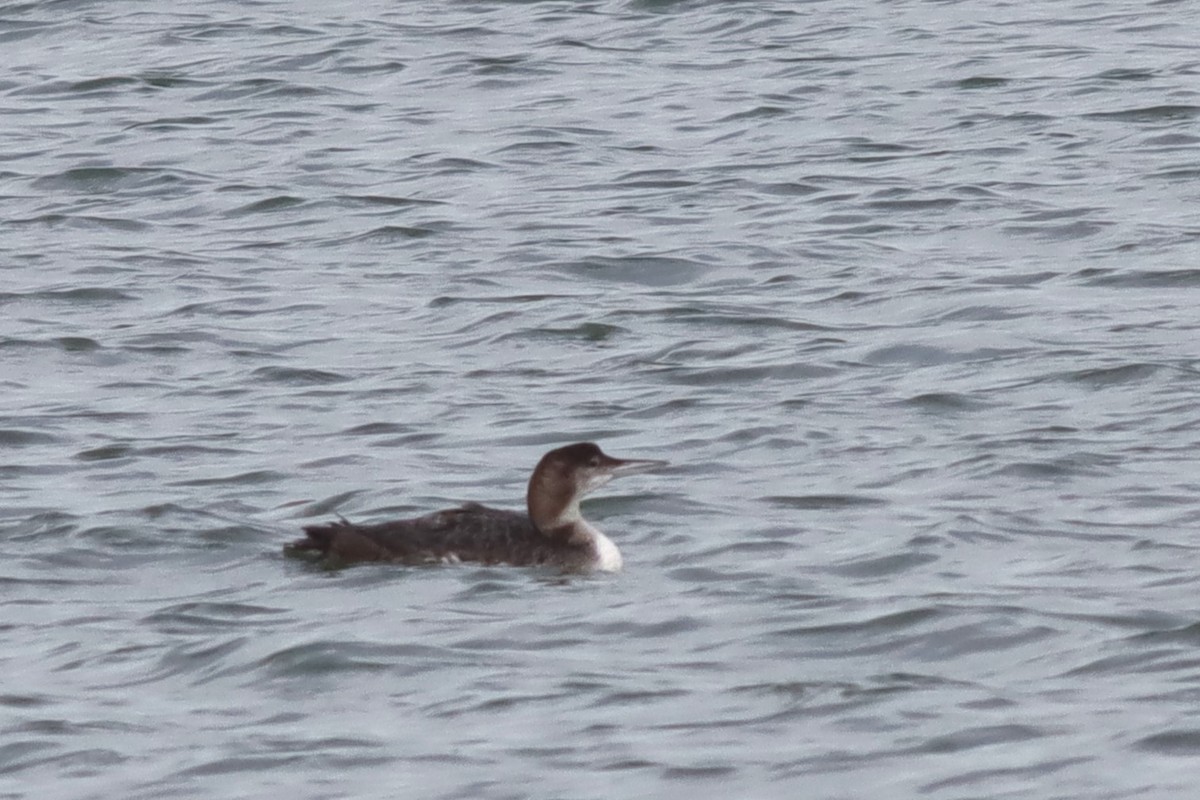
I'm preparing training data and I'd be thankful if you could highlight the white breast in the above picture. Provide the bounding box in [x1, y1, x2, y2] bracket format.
[589, 526, 623, 572]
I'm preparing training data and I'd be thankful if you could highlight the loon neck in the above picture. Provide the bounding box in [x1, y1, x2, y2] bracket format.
[528, 492, 583, 540]
[528, 497, 622, 570]
[526, 461, 581, 538]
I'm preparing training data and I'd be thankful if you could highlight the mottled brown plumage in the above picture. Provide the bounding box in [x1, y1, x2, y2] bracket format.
[285, 442, 665, 572]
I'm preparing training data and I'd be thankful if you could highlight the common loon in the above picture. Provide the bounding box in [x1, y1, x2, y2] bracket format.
[286, 442, 666, 572]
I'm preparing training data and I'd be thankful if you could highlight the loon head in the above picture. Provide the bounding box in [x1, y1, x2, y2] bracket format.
[526, 442, 666, 536]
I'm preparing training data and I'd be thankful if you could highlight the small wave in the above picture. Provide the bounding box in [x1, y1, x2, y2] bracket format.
[0, 287, 136, 305]
[1085, 105, 1200, 122]
[251, 366, 351, 385]
[1136, 729, 1200, 755]
[171, 470, 288, 487]
[763, 494, 887, 510]
[0, 428, 59, 446]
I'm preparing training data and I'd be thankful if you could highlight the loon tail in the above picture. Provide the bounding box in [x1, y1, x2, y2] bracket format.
[285, 519, 397, 562]
[284, 523, 335, 556]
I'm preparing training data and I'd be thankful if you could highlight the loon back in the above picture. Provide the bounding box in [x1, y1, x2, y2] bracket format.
[287, 503, 600, 570]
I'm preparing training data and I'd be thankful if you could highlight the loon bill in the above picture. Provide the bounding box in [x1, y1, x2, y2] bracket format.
[286, 442, 666, 572]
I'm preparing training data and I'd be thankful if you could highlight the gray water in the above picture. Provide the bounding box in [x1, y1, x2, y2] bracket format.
[3, 1, 1200, 797]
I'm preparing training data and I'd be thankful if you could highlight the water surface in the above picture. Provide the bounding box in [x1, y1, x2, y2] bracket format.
[3, 1, 1200, 798]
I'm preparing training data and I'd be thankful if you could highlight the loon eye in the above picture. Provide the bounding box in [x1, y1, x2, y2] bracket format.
[588, 456, 601, 467]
